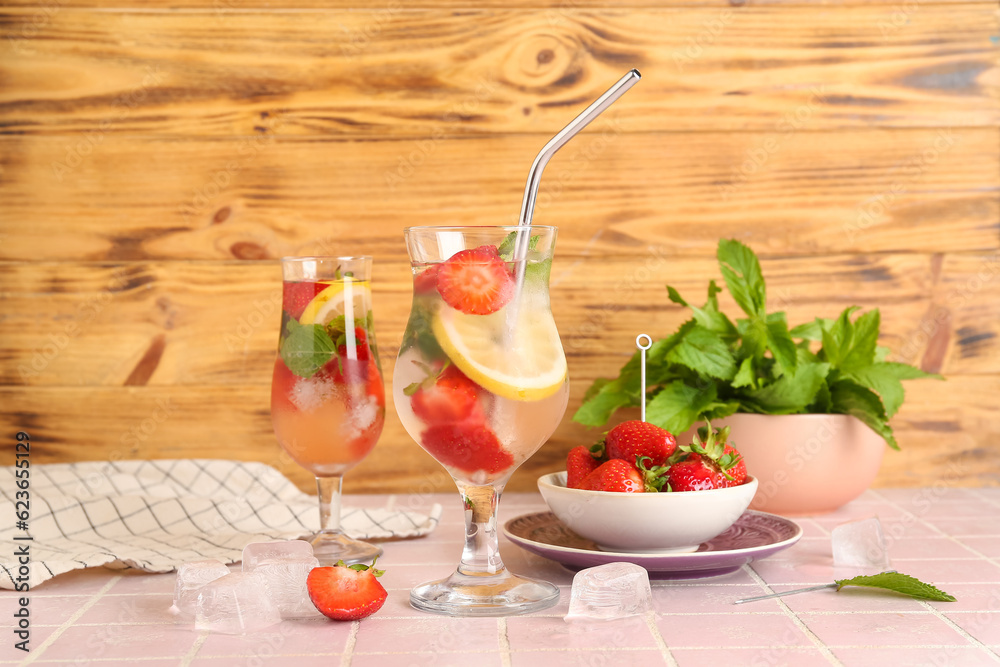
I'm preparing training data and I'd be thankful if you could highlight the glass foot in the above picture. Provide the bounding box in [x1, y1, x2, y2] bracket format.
[410, 569, 560, 617]
[304, 531, 382, 566]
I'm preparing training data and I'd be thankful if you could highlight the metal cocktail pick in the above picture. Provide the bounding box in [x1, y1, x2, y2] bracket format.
[510, 69, 642, 280]
[733, 570, 898, 605]
[636, 333, 652, 422]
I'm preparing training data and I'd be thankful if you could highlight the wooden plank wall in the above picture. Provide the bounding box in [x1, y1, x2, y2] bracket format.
[1, 1, 998, 494]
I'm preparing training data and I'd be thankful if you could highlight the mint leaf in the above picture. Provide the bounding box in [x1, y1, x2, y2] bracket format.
[790, 318, 833, 341]
[835, 572, 956, 602]
[846, 363, 906, 418]
[738, 317, 768, 362]
[830, 378, 898, 450]
[646, 381, 719, 434]
[498, 231, 539, 259]
[701, 400, 740, 421]
[881, 361, 943, 381]
[664, 325, 737, 380]
[280, 319, 336, 378]
[821, 306, 860, 368]
[732, 357, 756, 389]
[766, 312, 798, 375]
[742, 361, 829, 413]
[840, 309, 880, 372]
[717, 239, 766, 317]
[573, 376, 635, 427]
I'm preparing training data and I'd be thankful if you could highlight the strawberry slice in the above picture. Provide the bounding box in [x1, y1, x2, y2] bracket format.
[420, 422, 513, 474]
[283, 281, 327, 320]
[436, 245, 514, 315]
[405, 362, 480, 425]
[413, 264, 441, 295]
[307, 559, 388, 621]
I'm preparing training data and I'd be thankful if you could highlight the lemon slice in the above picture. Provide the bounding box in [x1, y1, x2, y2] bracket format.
[299, 280, 371, 325]
[432, 305, 567, 401]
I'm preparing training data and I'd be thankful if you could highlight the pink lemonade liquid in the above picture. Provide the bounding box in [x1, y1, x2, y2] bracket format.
[271, 278, 385, 477]
[393, 250, 569, 486]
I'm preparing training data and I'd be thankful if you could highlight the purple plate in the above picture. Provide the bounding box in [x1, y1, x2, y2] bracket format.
[503, 510, 802, 580]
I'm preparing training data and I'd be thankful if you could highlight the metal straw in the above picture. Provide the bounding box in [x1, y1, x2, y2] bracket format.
[636, 334, 652, 422]
[510, 69, 642, 278]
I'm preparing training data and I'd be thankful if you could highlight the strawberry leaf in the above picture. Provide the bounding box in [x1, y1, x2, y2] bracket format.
[835, 572, 956, 601]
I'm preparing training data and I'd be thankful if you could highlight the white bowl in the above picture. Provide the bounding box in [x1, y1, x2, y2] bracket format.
[537, 472, 759, 553]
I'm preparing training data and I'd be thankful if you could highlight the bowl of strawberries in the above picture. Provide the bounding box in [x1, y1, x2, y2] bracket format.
[537, 421, 758, 553]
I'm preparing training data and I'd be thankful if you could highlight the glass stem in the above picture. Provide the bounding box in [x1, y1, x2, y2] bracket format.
[458, 483, 506, 577]
[316, 475, 344, 535]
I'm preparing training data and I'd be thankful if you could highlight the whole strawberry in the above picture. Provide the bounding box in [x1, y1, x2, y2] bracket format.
[307, 559, 387, 621]
[566, 443, 605, 489]
[667, 422, 746, 492]
[605, 420, 677, 468]
[579, 457, 668, 493]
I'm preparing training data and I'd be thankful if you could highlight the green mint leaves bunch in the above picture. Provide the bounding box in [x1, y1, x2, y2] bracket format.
[574, 239, 941, 449]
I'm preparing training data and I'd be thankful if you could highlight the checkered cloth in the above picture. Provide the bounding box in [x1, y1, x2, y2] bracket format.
[0, 460, 442, 590]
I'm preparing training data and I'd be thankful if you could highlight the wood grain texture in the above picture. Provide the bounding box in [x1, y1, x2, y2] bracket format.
[1, 3, 997, 492]
[1, 130, 996, 262]
[2, 7, 997, 136]
[2, 253, 998, 388]
[0, 374, 994, 493]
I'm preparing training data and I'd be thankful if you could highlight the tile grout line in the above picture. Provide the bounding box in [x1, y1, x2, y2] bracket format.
[744, 565, 843, 667]
[339, 620, 359, 667]
[868, 489, 1000, 567]
[178, 630, 210, 667]
[643, 611, 678, 667]
[20, 575, 122, 666]
[497, 618, 511, 667]
[916, 600, 1000, 663]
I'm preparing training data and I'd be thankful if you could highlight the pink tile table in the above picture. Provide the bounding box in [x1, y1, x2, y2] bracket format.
[3, 487, 999, 666]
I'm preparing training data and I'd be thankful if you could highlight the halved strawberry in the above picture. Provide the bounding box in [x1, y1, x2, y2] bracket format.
[283, 281, 327, 320]
[307, 559, 387, 621]
[420, 422, 513, 474]
[413, 264, 441, 295]
[436, 245, 514, 315]
[405, 362, 480, 425]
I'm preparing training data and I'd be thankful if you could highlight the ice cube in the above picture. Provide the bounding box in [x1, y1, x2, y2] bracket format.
[242, 540, 320, 619]
[832, 516, 891, 570]
[565, 563, 653, 621]
[290, 376, 338, 411]
[242, 540, 315, 571]
[194, 572, 281, 634]
[169, 559, 230, 617]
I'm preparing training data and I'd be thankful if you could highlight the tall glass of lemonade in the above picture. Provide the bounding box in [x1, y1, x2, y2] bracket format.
[394, 226, 568, 616]
[271, 256, 385, 564]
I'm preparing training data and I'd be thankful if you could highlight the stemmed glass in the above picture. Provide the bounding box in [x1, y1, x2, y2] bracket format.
[394, 226, 569, 616]
[271, 256, 385, 565]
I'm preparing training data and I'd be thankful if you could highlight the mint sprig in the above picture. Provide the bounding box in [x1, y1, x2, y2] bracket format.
[279, 319, 336, 378]
[573, 239, 942, 449]
[836, 572, 956, 601]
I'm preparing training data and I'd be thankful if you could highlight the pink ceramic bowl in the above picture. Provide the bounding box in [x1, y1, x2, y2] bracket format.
[680, 414, 885, 516]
